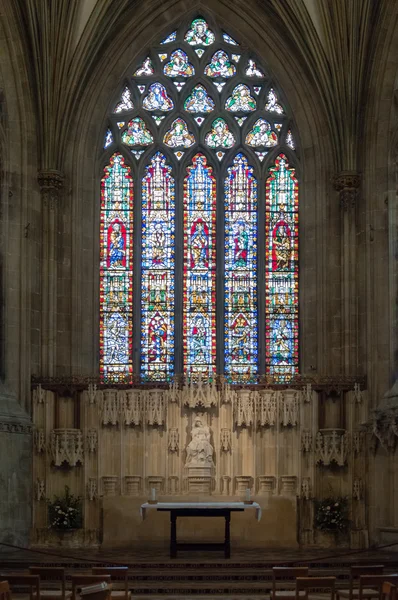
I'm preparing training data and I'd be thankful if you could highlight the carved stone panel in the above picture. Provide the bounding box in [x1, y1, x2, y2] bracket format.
[256, 391, 277, 427]
[145, 391, 166, 426]
[257, 475, 276, 495]
[35, 479, 46, 502]
[168, 428, 179, 452]
[235, 391, 254, 427]
[102, 476, 119, 496]
[87, 478, 98, 501]
[235, 475, 253, 494]
[124, 476, 142, 496]
[34, 428, 46, 453]
[86, 429, 97, 453]
[316, 429, 349, 467]
[281, 391, 300, 427]
[280, 476, 297, 495]
[220, 428, 231, 452]
[50, 429, 84, 467]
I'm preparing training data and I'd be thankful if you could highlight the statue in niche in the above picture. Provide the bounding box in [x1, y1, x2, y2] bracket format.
[185, 417, 214, 465]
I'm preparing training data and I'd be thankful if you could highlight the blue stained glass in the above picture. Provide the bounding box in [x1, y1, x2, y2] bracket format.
[141, 153, 175, 381]
[183, 154, 216, 380]
[100, 153, 134, 383]
[224, 153, 258, 382]
[265, 154, 298, 381]
[161, 31, 176, 44]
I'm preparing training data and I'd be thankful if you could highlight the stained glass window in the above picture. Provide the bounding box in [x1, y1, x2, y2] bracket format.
[183, 154, 216, 380]
[164, 50, 195, 77]
[224, 154, 258, 382]
[100, 16, 299, 384]
[225, 84, 256, 112]
[100, 153, 134, 382]
[141, 153, 175, 381]
[265, 154, 299, 380]
[184, 85, 215, 113]
[205, 118, 235, 148]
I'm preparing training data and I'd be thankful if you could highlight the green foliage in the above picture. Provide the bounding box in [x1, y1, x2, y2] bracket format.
[314, 496, 349, 532]
[47, 486, 83, 530]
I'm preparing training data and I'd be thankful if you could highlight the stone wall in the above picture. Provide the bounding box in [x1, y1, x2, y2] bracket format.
[31, 378, 370, 549]
[0, 390, 32, 548]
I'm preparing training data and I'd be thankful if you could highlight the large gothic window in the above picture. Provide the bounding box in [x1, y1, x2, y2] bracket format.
[99, 17, 299, 385]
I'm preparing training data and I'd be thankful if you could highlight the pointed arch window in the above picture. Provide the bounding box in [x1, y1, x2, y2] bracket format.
[99, 16, 299, 384]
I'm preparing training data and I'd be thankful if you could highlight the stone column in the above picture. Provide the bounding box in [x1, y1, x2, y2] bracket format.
[333, 172, 360, 373]
[38, 170, 64, 376]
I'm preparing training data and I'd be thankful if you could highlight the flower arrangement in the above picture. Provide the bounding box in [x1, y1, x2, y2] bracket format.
[48, 486, 83, 530]
[314, 496, 349, 532]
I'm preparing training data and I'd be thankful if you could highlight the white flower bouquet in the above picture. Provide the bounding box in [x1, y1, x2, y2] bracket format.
[47, 486, 83, 530]
[314, 496, 349, 531]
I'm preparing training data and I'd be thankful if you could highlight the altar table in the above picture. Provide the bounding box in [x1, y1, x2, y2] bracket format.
[140, 501, 261, 558]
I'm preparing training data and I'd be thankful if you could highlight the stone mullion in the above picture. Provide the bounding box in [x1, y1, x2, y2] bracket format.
[334, 172, 360, 373]
[38, 170, 64, 376]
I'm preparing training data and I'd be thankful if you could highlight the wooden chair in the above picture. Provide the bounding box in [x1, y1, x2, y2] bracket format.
[382, 583, 397, 600]
[2, 574, 40, 600]
[295, 577, 336, 600]
[78, 583, 111, 600]
[272, 567, 309, 600]
[336, 565, 385, 600]
[29, 568, 71, 600]
[359, 575, 398, 600]
[0, 582, 11, 600]
[91, 568, 130, 600]
[71, 576, 111, 600]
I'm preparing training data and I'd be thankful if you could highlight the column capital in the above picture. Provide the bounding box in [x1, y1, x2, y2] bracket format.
[38, 169, 64, 209]
[333, 170, 360, 210]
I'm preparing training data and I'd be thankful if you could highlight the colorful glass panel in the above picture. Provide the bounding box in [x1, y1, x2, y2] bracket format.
[204, 50, 236, 78]
[286, 130, 295, 149]
[164, 49, 195, 77]
[265, 88, 284, 114]
[222, 32, 238, 45]
[114, 87, 134, 113]
[265, 154, 298, 381]
[141, 153, 175, 381]
[185, 18, 215, 46]
[225, 84, 256, 112]
[245, 59, 265, 78]
[134, 57, 154, 76]
[163, 118, 195, 147]
[224, 154, 258, 382]
[184, 84, 215, 113]
[183, 154, 216, 380]
[104, 129, 113, 149]
[161, 31, 176, 44]
[121, 117, 153, 146]
[205, 118, 235, 148]
[100, 153, 134, 383]
[245, 119, 278, 147]
[143, 83, 174, 111]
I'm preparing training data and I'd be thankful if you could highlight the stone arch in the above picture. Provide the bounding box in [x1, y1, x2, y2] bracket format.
[62, 0, 334, 377]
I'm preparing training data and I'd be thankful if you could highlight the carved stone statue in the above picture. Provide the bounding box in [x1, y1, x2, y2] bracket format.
[185, 417, 214, 465]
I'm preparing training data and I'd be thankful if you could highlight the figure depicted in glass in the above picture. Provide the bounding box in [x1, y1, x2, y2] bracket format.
[245, 119, 277, 147]
[121, 118, 154, 146]
[143, 83, 174, 111]
[184, 84, 215, 113]
[185, 18, 215, 46]
[205, 50, 236, 78]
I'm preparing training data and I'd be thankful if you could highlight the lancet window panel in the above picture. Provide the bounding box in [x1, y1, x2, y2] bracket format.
[100, 15, 300, 383]
[100, 153, 134, 383]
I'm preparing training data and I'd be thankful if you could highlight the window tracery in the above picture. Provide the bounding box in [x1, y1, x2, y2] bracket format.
[100, 16, 299, 384]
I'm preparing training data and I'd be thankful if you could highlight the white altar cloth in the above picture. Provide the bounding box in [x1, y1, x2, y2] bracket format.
[140, 501, 262, 521]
